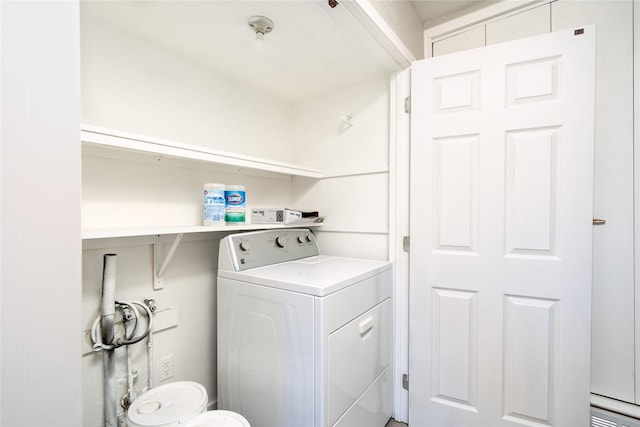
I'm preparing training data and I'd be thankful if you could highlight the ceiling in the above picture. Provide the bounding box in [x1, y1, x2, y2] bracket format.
[81, 1, 483, 104]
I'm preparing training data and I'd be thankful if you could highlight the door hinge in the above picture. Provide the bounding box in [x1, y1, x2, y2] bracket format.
[402, 373, 409, 390]
[404, 96, 411, 114]
[403, 236, 410, 252]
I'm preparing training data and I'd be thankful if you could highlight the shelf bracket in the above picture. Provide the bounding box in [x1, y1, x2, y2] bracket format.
[153, 233, 184, 290]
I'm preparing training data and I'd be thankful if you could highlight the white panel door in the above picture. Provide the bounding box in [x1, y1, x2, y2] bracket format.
[409, 27, 596, 426]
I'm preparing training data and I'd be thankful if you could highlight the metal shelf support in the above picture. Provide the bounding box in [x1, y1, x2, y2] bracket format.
[153, 233, 184, 290]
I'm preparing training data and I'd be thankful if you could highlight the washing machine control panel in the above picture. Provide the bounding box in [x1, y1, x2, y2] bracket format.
[223, 229, 319, 271]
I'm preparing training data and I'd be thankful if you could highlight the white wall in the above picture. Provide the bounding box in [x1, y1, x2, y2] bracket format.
[82, 235, 227, 425]
[291, 77, 389, 173]
[1, 1, 82, 425]
[291, 75, 391, 260]
[82, 155, 295, 230]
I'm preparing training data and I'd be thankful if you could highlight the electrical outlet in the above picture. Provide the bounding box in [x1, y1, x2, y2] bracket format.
[159, 354, 174, 382]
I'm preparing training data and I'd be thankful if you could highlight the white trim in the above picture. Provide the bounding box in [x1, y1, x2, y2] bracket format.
[319, 166, 389, 179]
[339, 0, 415, 68]
[316, 227, 389, 235]
[81, 124, 322, 179]
[82, 230, 223, 250]
[423, 0, 551, 58]
[388, 69, 400, 422]
[82, 223, 323, 240]
[633, 0, 640, 406]
[389, 68, 411, 423]
[592, 394, 640, 420]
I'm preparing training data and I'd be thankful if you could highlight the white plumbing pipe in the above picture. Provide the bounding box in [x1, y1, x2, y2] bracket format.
[141, 299, 156, 391]
[147, 325, 154, 390]
[133, 300, 155, 391]
[101, 254, 118, 427]
[124, 306, 136, 407]
[121, 300, 155, 395]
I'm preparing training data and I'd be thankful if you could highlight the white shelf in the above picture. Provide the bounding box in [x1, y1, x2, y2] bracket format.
[81, 125, 325, 240]
[81, 124, 323, 179]
[82, 222, 323, 240]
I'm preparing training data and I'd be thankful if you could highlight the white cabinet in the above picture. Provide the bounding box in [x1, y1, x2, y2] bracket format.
[552, 0, 636, 408]
[428, 3, 551, 57]
[432, 26, 485, 57]
[485, 3, 550, 45]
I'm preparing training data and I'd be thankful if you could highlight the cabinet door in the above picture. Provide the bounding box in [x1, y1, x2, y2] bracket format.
[432, 26, 485, 57]
[552, 0, 636, 404]
[431, 4, 550, 57]
[486, 4, 550, 45]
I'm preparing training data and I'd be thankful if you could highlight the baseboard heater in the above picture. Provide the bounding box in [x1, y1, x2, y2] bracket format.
[592, 407, 640, 427]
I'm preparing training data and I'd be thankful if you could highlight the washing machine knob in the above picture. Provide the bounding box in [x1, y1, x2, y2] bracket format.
[239, 241, 251, 251]
[297, 234, 312, 244]
[275, 236, 287, 248]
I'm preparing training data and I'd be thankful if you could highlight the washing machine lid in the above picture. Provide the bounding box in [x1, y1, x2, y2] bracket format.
[217, 255, 391, 296]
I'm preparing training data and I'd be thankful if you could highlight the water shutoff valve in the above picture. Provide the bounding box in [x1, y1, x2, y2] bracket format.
[144, 298, 157, 313]
[121, 306, 134, 322]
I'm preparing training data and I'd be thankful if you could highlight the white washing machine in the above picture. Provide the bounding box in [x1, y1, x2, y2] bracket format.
[217, 228, 392, 427]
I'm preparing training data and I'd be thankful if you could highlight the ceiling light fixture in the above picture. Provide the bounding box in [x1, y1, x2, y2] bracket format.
[248, 15, 274, 48]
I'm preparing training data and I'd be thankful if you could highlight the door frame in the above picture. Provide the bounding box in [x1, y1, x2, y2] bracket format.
[634, 0, 640, 409]
[389, 68, 412, 423]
